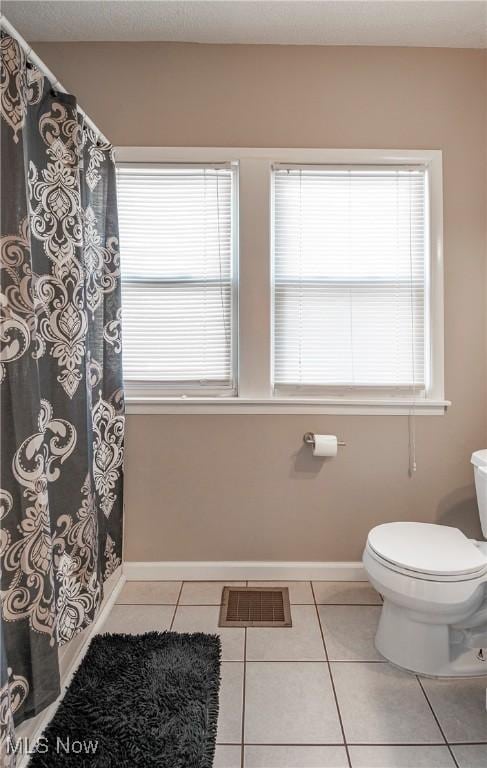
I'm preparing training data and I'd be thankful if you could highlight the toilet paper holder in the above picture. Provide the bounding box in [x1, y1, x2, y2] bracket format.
[303, 432, 346, 448]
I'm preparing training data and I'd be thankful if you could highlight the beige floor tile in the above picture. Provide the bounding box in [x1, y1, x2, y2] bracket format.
[318, 605, 383, 661]
[248, 581, 314, 604]
[117, 581, 181, 605]
[217, 663, 244, 744]
[331, 662, 444, 744]
[179, 581, 245, 605]
[244, 662, 343, 744]
[451, 745, 487, 768]
[244, 745, 348, 767]
[246, 605, 325, 661]
[349, 746, 455, 767]
[214, 745, 242, 768]
[172, 605, 244, 661]
[313, 581, 382, 605]
[99, 604, 174, 634]
[421, 676, 487, 743]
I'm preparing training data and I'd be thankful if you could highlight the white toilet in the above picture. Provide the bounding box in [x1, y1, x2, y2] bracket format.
[363, 450, 487, 677]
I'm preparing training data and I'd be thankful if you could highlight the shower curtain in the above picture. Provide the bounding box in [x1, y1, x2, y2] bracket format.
[0, 32, 124, 762]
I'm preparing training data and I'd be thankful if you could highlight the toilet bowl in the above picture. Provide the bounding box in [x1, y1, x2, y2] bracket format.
[362, 450, 487, 677]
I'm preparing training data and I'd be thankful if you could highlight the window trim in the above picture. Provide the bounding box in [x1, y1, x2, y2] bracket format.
[115, 147, 447, 416]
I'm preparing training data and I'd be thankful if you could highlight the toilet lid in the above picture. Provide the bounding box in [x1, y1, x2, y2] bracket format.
[367, 522, 487, 577]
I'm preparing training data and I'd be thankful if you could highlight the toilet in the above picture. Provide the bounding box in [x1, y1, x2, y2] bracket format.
[363, 450, 487, 677]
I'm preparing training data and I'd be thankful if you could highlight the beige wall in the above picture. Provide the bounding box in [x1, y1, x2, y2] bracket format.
[36, 42, 487, 561]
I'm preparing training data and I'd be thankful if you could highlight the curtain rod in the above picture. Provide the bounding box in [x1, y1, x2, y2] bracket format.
[0, 15, 110, 145]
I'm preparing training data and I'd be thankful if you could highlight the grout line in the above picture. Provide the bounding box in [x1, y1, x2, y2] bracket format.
[216, 740, 487, 748]
[170, 603, 232, 608]
[169, 581, 184, 630]
[234, 741, 463, 746]
[240, 579, 248, 768]
[118, 601, 381, 607]
[311, 581, 352, 768]
[241, 628, 247, 768]
[117, 602, 181, 606]
[178, 602, 316, 607]
[216, 742, 243, 747]
[230, 740, 487, 749]
[123, 580, 369, 585]
[446, 741, 487, 746]
[236, 659, 387, 664]
[416, 676, 459, 768]
[323, 660, 386, 664]
[120, 580, 184, 584]
[316, 603, 383, 607]
[183, 603, 235, 607]
[117, 602, 382, 610]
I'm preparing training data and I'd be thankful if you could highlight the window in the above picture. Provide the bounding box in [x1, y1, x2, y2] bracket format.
[272, 167, 426, 394]
[116, 148, 445, 415]
[117, 164, 237, 395]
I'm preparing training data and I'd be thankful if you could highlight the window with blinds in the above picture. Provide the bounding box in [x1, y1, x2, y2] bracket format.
[117, 165, 236, 394]
[272, 167, 427, 394]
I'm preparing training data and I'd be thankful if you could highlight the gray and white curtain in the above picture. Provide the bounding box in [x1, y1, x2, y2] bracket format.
[0, 32, 124, 760]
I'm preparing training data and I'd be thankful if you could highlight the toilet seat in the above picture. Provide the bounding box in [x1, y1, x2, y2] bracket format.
[367, 522, 487, 581]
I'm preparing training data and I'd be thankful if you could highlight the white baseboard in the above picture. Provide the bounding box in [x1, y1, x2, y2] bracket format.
[123, 560, 366, 581]
[17, 569, 126, 768]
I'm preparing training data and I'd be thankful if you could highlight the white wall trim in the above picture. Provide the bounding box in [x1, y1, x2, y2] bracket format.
[17, 570, 126, 767]
[123, 560, 366, 581]
[125, 397, 450, 416]
[115, 147, 442, 165]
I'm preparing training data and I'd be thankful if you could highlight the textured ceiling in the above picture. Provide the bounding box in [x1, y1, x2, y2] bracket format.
[2, 0, 487, 48]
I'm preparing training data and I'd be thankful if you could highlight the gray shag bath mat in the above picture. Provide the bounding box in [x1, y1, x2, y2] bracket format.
[28, 631, 221, 768]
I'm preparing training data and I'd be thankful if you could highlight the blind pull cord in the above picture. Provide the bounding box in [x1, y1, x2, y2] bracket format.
[408, 170, 417, 477]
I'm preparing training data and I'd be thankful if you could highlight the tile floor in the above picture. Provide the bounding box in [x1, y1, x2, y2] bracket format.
[101, 580, 487, 768]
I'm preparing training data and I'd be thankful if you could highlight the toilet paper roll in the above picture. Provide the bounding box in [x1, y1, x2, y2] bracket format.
[313, 435, 338, 457]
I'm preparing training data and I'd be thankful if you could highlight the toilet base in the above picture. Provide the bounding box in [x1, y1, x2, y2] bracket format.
[376, 600, 487, 677]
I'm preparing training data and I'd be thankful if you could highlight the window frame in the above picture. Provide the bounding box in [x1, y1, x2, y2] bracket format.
[117, 161, 239, 398]
[115, 147, 447, 416]
[271, 163, 429, 396]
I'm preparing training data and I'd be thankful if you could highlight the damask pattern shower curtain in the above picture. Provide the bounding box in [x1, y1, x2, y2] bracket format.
[0, 32, 124, 760]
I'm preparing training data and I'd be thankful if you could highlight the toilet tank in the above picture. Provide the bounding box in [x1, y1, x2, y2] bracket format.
[471, 450, 487, 538]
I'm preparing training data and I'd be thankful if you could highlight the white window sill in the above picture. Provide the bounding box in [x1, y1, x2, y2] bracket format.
[125, 397, 451, 415]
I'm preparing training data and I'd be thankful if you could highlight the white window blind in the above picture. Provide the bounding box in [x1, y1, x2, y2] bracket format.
[118, 165, 236, 393]
[272, 167, 427, 393]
